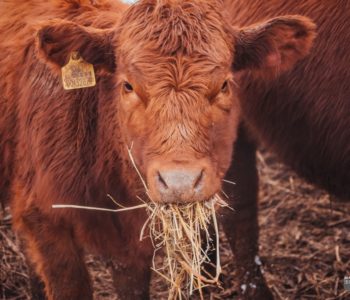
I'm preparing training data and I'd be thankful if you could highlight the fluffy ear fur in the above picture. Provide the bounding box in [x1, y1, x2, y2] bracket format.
[233, 15, 316, 75]
[36, 20, 116, 72]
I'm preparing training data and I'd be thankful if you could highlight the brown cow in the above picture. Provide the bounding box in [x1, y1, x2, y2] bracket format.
[228, 0, 350, 200]
[219, 0, 350, 298]
[0, 0, 315, 299]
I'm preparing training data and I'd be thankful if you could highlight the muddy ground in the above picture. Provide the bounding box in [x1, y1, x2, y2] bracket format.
[1, 150, 350, 299]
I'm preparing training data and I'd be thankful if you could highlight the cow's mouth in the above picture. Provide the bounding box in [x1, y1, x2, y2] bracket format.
[126, 144, 231, 296]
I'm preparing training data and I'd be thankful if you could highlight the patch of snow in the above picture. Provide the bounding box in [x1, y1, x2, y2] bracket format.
[255, 255, 262, 266]
[249, 283, 257, 289]
[240, 284, 247, 293]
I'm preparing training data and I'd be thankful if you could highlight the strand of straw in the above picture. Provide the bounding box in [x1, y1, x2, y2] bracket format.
[52, 203, 147, 212]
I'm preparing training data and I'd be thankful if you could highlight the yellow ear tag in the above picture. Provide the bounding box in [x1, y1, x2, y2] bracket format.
[61, 52, 96, 90]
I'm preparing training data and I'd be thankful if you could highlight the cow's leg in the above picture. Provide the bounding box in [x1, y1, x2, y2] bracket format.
[28, 265, 47, 300]
[14, 206, 93, 300]
[109, 225, 153, 300]
[110, 252, 152, 300]
[220, 126, 273, 300]
[18, 238, 47, 300]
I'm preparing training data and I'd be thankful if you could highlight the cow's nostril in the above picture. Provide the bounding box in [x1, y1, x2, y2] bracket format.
[157, 171, 168, 189]
[193, 169, 204, 189]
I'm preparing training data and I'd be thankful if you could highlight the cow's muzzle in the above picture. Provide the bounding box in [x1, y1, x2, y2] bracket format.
[147, 158, 220, 203]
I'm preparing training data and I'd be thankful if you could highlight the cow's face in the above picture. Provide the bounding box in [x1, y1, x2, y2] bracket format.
[115, 55, 238, 203]
[37, 0, 315, 204]
[114, 1, 238, 203]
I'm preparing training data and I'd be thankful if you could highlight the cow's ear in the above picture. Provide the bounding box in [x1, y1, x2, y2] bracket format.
[233, 16, 316, 75]
[36, 20, 116, 73]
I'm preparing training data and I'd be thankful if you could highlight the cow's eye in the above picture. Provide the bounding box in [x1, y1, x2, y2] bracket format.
[123, 81, 133, 93]
[221, 80, 228, 93]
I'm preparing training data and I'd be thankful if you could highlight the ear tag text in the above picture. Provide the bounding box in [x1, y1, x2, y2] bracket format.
[61, 52, 96, 90]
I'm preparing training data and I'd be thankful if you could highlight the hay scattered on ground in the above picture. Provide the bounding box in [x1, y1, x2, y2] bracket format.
[0, 207, 30, 300]
[257, 150, 350, 300]
[1, 150, 350, 299]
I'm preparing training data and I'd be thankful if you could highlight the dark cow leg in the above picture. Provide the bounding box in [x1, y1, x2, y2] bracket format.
[15, 207, 93, 300]
[18, 238, 47, 300]
[220, 126, 273, 300]
[109, 240, 153, 300]
[27, 261, 47, 300]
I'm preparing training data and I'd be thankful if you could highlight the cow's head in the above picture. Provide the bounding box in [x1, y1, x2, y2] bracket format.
[37, 0, 316, 204]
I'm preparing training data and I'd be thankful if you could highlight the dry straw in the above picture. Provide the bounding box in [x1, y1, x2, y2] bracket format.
[53, 144, 232, 299]
[143, 195, 229, 299]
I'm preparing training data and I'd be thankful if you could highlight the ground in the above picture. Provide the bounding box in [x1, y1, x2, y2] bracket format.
[1, 150, 349, 300]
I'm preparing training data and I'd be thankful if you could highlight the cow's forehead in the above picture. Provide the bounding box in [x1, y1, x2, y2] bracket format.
[116, 0, 233, 58]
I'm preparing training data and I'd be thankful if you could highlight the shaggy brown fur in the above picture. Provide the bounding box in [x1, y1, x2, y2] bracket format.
[221, 0, 350, 298]
[227, 0, 350, 200]
[0, 0, 315, 299]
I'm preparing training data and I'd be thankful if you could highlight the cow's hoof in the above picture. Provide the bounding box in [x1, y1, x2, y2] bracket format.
[238, 280, 274, 300]
[236, 262, 274, 300]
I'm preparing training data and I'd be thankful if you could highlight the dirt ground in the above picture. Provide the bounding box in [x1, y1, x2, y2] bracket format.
[1, 150, 350, 300]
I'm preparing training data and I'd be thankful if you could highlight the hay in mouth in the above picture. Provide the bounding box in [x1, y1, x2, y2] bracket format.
[140, 195, 229, 299]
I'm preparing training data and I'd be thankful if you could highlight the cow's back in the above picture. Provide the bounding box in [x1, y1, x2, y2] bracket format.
[226, 0, 350, 199]
[0, 0, 125, 206]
